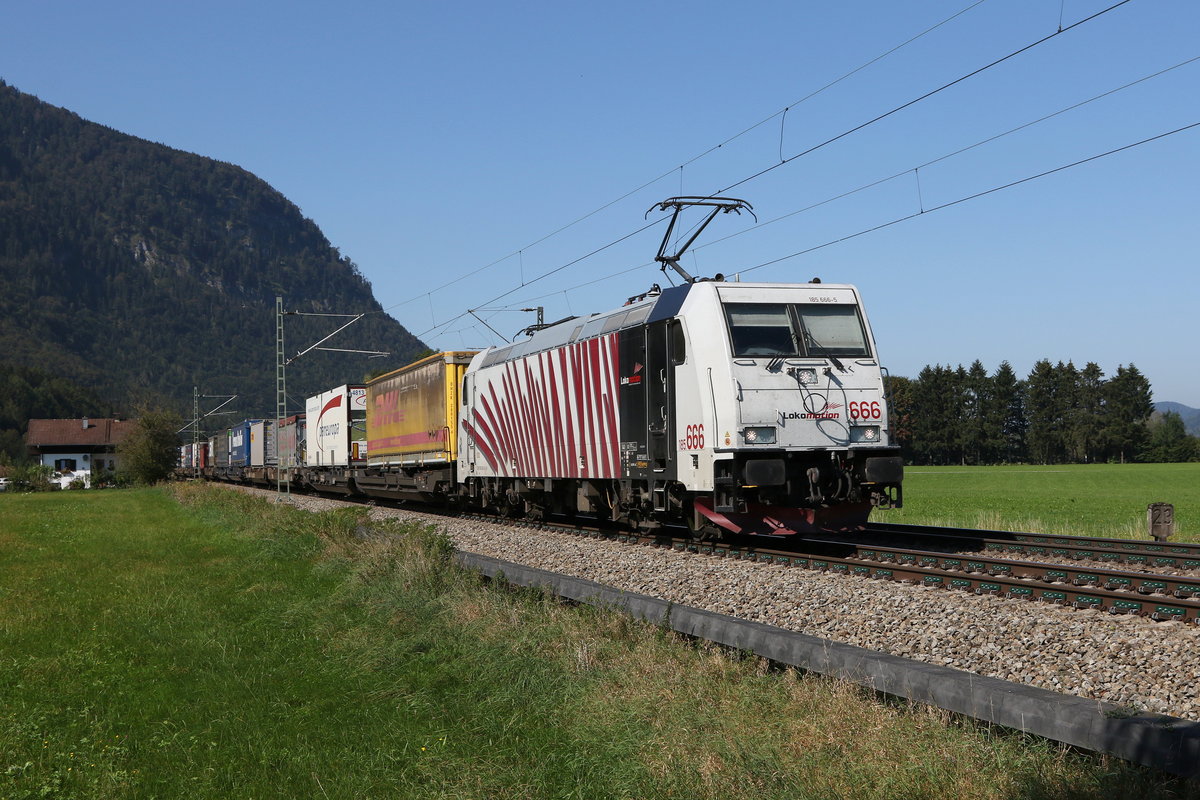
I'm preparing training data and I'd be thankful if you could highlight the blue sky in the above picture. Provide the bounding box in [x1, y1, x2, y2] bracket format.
[4, 0, 1198, 404]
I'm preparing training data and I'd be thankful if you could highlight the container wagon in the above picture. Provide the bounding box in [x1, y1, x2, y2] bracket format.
[355, 352, 476, 502]
[302, 385, 366, 494]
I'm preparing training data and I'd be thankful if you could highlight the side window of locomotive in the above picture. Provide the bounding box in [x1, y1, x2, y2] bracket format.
[670, 319, 686, 364]
[602, 311, 628, 334]
[579, 316, 608, 340]
[724, 303, 798, 357]
[623, 304, 652, 327]
[794, 304, 870, 357]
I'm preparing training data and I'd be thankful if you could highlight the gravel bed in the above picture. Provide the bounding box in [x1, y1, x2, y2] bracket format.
[237, 487, 1200, 721]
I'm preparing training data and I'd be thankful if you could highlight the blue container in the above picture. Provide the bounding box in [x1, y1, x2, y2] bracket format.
[229, 419, 262, 467]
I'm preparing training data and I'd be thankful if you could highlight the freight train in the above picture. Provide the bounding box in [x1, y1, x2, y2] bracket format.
[182, 199, 904, 538]
[182, 278, 902, 538]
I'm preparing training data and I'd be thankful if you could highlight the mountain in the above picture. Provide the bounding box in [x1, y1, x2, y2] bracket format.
[1155, 402, 1200, 437]
[0, 80, 427, 421]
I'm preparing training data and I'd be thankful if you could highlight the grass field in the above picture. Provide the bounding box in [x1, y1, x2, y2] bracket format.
[878, 463, 1200, 541]
[2, 484, 1198, 799]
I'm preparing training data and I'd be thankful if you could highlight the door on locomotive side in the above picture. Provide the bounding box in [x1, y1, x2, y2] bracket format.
[617, 298, 695, 488]
[645, 319, 674, 471]
[616, 325, 648, 474]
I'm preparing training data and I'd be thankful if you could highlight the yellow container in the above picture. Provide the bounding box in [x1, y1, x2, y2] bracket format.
[365, 351, 477, 465]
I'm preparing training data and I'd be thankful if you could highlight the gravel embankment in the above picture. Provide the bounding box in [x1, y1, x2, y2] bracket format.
[239, 487, 1200, 721]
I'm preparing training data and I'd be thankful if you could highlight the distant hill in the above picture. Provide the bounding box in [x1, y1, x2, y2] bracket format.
[0, 80, 426, 421]
[1155, 402, 1200, 437]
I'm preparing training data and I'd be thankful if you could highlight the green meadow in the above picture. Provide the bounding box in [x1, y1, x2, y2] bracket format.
[879, 463, 1200, 541]
[1, 484, 1196, 799]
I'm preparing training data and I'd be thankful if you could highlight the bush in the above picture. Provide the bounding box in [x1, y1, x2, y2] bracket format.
[9, 464, 55, 492]
[117, 409, 182, 485]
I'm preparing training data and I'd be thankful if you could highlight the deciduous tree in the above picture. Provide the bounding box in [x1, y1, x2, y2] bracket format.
[117, 409, 182, 485]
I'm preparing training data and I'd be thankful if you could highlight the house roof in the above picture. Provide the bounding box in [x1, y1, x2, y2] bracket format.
[25, 419, 135, 449]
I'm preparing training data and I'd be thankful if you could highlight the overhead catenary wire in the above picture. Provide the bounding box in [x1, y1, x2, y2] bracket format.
[691, 54, 1200, 253]
[400, 0, 1162, 354]
[484, 55, 1198, 316]
[733, 121, 1200, 276]
[375, 0, 995, 319]
[672, 0, 993, 177]
[714, 0, 1136, 195]
[419, 0, 1137, 342]
[413, 217, 667, 341]
[446, 114, 1187, 331]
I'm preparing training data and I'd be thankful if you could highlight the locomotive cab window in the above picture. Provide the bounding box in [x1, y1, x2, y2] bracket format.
[796, 305, 870, 357]
[670, 319, 687, 365]
[724, 302, 870, 358]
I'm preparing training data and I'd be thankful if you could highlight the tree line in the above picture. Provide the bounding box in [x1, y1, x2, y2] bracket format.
[886, 360, 1198, 465]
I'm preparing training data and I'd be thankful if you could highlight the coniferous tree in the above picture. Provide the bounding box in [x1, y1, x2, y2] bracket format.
[989, 361, 1026, 463]
[884, 374, 915, 462]
[912, 365, 960, 465]
[1025, 360, 1062, 464]
[900, 359, 1176, 465]
[962, 360, 990, 465]
[1057, 361, 1083, 462]
[1103, 364, 1154, 463]
[1074, 362, 1106, 463]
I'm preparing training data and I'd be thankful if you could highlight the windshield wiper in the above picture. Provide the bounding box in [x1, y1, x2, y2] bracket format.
[801, 326, 847, 372]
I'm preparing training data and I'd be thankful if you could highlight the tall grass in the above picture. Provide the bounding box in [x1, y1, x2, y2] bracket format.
[1, 485, 1195, 798]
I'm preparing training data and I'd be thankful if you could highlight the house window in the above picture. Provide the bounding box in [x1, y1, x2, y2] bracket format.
[54, 458, 78, 472]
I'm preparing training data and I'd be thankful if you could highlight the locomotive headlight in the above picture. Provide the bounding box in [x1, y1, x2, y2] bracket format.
[851, 425, 881, 443]
[742, 426, 777, 444]
[791, 367, 818, 386]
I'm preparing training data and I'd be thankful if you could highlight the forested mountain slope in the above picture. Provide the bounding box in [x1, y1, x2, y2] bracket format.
[1155, 402, 1200, 437]
[0, 80, 425, 418]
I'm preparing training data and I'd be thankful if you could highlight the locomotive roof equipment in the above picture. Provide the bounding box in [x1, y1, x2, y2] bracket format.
[647, 196, 755, 284]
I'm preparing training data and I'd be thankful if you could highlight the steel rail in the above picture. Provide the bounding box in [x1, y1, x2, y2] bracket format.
[868, 522, 1200, 565]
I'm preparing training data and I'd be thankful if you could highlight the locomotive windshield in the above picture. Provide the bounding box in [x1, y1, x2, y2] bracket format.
[724, 302, 870, 358]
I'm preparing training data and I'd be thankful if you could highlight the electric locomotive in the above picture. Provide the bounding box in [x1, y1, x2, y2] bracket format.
[456, 275, 902, 537]
[451, 197, 901, 537]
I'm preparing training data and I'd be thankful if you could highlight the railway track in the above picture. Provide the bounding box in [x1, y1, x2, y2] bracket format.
[471, 512, 1200, 623]
[255, 484, 1200, 623]
[866, 522, 1200, 570]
